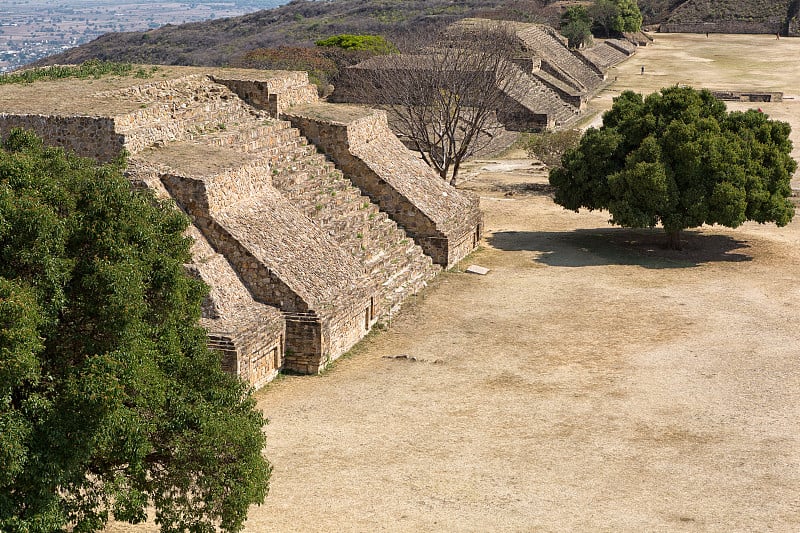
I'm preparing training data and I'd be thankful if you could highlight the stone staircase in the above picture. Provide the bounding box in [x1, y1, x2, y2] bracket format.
[111, 75, 274, 154]
[262, 123, 439, 315]
[514, 24, 604, 94]
[580, 39, 636, 73]
[125, 75, 438, 317]
[514, 72, 581, 126]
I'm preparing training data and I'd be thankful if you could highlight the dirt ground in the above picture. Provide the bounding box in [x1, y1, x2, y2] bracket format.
[108, 33, 800, 532]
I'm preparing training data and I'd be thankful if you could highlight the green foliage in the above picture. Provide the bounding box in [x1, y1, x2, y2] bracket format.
[0, 60, 157, 85]
[315, 34, 397, 54]
[613, 0, 644, 32]
[0, 130, 270, 532]
[589, 0, 643, 35]
[560, 6, 594, 49]
[523, 129, 583, 168]
[589, 0, 619, 37]
[550, 86, 796, 246]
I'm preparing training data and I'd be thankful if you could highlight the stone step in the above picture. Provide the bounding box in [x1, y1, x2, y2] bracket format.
[209, 116, 441, 319]
[193, 118, 301, 152]
[119, 105, 265, 153]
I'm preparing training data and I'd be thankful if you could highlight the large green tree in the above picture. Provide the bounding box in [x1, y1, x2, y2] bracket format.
[549, 86, 796, 248]
[590, 0, 642, 36]
[560, 6, 594, 49]
[0, 129, 270, 532]
[612, 0, 643, 32]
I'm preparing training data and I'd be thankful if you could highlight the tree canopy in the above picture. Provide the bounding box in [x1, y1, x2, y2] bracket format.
[612, 0, 643, 32]
[589, 0, 643, 36]
[549, 86, 796, 248]
[560, 6, 594, 49]
[0, 129, 270, 532]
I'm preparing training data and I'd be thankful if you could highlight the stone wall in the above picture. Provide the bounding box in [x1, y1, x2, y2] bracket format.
[283, 314, 322, 374]
[711, 91, 783, 102]
[0, 113, 123, 162]
[661, 0, 793, 34]
[0, 67, 483, 385]
[496, 98, 553, 131]
[284, 104, 483, 268]
[332, 55, 581, 132]
[206, 317, 285, 390]
[114, 78, 262, 155]
[660, 21, 784, 33]
[212, 71, 318, 116]
[324, 303, 372, 368]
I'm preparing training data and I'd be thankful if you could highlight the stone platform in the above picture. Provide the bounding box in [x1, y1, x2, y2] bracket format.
[0, 66, 482, 386]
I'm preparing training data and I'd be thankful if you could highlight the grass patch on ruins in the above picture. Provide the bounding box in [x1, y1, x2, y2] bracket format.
[0, 60, 158, 85]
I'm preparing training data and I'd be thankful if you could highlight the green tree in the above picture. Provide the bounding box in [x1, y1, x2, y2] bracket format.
[589, 0, 642, 36]
[549, 86, 796, 249]
[613, 0, 643, 32]
[0, 129, 270, 532]
[589, 0, 619, 37]
[560, 6, 594, 49]
[315, 34, 397, 54]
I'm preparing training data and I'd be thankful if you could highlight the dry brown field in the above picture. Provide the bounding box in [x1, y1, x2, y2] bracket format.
[108, 33, 800, 532]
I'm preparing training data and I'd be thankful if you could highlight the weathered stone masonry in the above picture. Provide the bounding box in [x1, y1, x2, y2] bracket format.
[333, 20, 638, 132]
[0, 66, 481, 387]
[283, 104, 483, 269]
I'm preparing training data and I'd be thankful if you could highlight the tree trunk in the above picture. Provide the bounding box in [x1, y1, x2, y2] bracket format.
[666, 229, 682, 250]
[450, 161, 461, 186]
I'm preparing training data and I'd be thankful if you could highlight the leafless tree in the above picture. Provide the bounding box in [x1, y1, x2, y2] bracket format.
[341, 20, 527, 184]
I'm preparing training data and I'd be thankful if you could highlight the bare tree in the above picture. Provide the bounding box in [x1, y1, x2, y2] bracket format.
[341, 21, 526, 184]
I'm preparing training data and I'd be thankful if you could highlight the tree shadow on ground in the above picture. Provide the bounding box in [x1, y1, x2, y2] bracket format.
[487, 228, 753, 269]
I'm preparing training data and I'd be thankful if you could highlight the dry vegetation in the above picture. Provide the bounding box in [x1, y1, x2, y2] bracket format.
[32, 0, 554, 68]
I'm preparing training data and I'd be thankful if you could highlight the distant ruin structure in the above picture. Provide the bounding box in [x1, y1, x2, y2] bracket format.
[661, 0, 800, 36]
[0, 67, 482, 388]
[332, 20, 641, 131]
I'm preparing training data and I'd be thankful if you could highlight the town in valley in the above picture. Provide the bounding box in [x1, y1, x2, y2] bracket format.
[0, 1, 283, 71]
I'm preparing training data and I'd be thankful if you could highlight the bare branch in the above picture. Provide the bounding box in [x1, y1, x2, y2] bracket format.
[334, 20, 527, 183]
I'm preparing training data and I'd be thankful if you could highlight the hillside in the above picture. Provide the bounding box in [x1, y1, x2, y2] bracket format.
[32, 0, 794, 73]
[32, 0, 681, 69]
[662, 0, 800, 34]
[33, 0, 551, 68]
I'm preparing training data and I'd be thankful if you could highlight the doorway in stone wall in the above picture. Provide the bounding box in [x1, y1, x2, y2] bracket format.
[365, 297, 375, 330]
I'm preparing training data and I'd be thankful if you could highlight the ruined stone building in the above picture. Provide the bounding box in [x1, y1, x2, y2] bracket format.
[0, 67, 482, 389]
[332, 19, 639, 131]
